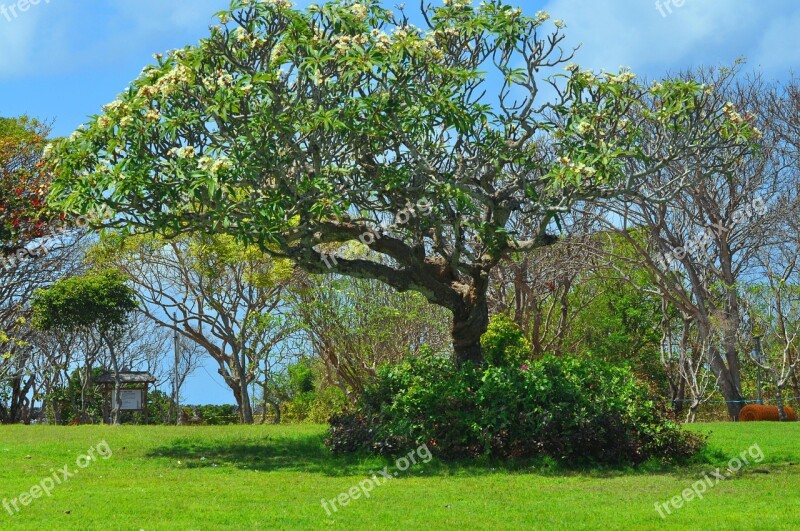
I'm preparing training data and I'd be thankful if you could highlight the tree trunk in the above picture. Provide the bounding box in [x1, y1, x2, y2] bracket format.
[80, 365, 92, 423]
[451, 294, 490, 367]
[686, 403, 698, 423]
[700, 325, 744, 420]
[776, 384, 787, 421]
[239, 383, 254, 424]
[106, 336, 123, 426]
[267, 398, 281, 425]
[670, 376, 686, 417]
[788, 357, 800, 408]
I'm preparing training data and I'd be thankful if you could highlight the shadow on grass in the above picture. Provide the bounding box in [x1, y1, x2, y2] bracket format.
[147, 432, 375, 476]
[144, 429, 739, 480]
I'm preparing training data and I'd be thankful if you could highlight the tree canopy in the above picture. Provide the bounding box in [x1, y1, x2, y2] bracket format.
[46, 0, 757, 364]
[31, 269, 137, 334]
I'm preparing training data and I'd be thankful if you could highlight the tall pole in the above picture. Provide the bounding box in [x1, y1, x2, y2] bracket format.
[174, 313, 180, 425]
[757, 366, 763, 405]
[755, 335, 764, 405]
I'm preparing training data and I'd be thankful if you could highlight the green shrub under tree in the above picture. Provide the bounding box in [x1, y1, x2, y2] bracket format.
[327, 349, 704, 465]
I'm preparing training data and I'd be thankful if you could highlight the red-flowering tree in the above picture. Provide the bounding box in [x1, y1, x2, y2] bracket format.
[0, 116, 52, 255]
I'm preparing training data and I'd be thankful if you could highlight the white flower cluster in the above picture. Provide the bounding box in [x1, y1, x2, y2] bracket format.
[723, 102, 746, 125]
[558, 156, 597, 178]
[102, 100, 126, 114]
[371, 28, 392, 52]
[444, 0, 471, 8]
[576, 71, 596, 84]
[333, 33, 369, 55]
[393, 25, 410, 40]
[139, 64, 194, 99]
[259, 0, 293, 8]
[605, 71, 636, 83]
[350, 3, 368, 21]
[576, 121, 592, 135]
[168, 146, 197, 159]
[198, 155, 233, 176]
[233, 27, 251, 44]
[270, 42, 287, 64]
[144, 109, 161, 123]
[217, 72, 235, 88]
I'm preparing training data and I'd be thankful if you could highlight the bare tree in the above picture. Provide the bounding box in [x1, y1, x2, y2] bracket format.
[292, 268, 451, 398]
[659, 308, 718, 422]
[488, 215, 601, 355]
[91, 233, 294, 423]
[742, 242, 800, 420]
[597, 69, 795, 419]
[0, 234, 89, 424]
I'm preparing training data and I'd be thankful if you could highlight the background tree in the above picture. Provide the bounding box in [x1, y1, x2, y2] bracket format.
[90, 233, 295, 423]
[292, 267, 451, 397]
[47, 0, 756, 365]
[31, 269, 137, 424]
[170, 336, 203, 425]
[741, 245, 800, 420]
[598, 69, 796, 419]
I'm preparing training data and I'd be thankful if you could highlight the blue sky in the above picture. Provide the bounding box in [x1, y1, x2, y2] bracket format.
[1, 0, 799, 403]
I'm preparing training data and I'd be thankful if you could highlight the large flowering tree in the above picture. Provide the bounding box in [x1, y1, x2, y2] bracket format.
[47, 0, 756, 364]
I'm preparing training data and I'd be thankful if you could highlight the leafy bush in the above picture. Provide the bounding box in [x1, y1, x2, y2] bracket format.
[481, 314, 531, 367]
[327, 351, 704, 465]
[281, 358, 349, 423]
[283, 385, 348, 424]
[288, 359, 316, 394]
[190, 404, 239, 425]
[307, 386, 348, 423]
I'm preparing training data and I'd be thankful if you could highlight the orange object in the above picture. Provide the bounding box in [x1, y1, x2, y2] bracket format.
[739, 404, 797, 421]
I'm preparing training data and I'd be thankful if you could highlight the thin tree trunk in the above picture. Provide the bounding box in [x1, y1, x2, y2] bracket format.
[700, 324, 744, 420]
[776, 383, 787, 421]
[235, 353, 254, 424]
[110, 360, 122, 425]
[267, 398, 281, 425]
[240, 381, 254, 424]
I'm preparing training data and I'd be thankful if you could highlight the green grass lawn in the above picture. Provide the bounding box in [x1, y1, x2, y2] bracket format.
[0, 422, 798, 530]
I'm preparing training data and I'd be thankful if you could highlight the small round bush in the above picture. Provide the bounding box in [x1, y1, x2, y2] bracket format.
[481, 314, 531, 367]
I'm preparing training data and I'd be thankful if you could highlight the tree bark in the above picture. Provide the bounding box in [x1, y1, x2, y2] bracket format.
[707, 345, 745, 420]
[451, 291, 490, 367]
[776, 383, 787, 421]
[267, 398, 281, 425]
[239, 381, 254, 424]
